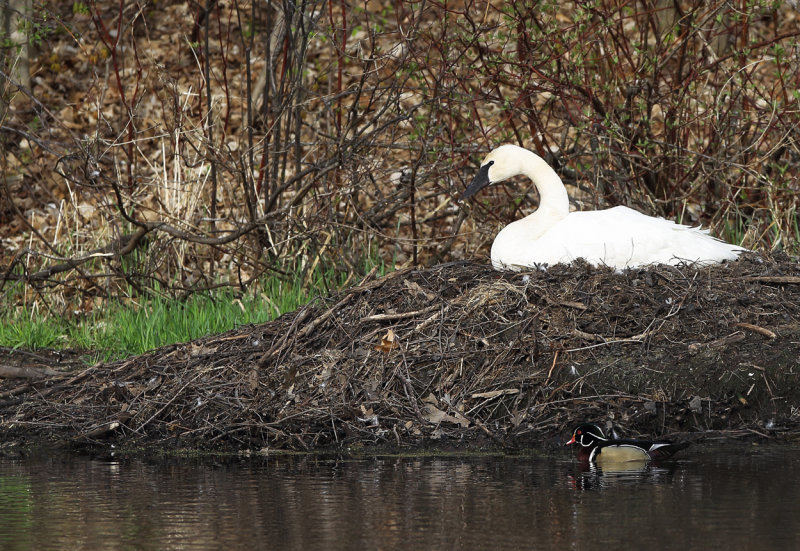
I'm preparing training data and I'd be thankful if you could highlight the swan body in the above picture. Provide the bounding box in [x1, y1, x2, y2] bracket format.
[461, 144, 746, 271]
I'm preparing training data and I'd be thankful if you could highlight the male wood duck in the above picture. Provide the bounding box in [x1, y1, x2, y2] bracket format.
[566, 423, 690, 464]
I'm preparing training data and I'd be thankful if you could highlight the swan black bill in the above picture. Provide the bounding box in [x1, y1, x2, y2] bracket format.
[460, 163, 492, 201]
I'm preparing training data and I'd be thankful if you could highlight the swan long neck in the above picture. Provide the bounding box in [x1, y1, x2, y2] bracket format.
[517, 149, 570, 220]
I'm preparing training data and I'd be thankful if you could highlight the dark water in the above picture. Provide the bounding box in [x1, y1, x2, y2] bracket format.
[0, 443, 798, 550]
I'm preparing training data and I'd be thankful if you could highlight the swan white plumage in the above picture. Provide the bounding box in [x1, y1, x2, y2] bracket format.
[461, 144, 746, 271]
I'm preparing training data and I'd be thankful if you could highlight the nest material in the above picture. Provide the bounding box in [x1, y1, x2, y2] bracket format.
[2, 253, 800, 453]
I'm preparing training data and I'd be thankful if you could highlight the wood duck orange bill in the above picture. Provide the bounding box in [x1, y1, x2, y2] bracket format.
[566, 423, 690, 464]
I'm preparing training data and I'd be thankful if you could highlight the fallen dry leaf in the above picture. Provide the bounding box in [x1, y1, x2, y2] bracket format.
[404, 279, 436, 301]
[422, 404, 470, 427]
[422, 393, 438, 405]
[375, 329, 400, 353]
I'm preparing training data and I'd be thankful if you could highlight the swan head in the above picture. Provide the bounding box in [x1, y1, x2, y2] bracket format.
[460, 144, 528, 200]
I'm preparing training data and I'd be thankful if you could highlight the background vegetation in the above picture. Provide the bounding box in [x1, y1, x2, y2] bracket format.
[1, 0, 799, 352]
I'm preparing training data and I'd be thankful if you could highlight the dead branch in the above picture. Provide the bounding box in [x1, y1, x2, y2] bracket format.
[0, 365, 62, 379]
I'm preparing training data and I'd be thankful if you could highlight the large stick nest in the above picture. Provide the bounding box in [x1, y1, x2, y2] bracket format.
[2, 253, 800, 453]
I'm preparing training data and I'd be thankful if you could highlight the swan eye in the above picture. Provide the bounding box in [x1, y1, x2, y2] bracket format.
[484, 160, 494, 168]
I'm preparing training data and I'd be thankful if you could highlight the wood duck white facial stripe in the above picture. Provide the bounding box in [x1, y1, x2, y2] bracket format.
[566, 423, 607, 448]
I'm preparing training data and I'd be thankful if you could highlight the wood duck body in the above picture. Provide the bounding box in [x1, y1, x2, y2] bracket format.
[566, 423, 690, 465]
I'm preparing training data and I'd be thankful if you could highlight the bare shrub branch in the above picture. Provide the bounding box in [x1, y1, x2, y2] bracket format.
[1, 0, 798, 313]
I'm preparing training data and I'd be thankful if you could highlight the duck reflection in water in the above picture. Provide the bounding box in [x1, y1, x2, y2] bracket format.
[567, 461, 682, 491]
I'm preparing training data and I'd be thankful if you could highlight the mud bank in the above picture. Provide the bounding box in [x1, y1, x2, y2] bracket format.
[2, 253, 799, 455]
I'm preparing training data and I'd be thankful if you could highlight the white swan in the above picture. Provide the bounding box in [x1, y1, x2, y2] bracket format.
[461, 144, 746, 271]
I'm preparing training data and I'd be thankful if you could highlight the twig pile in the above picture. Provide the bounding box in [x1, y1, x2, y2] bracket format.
[2, 253, 800, 452]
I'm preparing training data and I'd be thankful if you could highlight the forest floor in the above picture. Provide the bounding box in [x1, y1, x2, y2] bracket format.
[2, 253, 800, 457]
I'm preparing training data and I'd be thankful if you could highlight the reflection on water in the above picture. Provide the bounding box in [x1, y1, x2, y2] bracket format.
[567, 460, 681, 491]
[0, 443, 798, 550]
